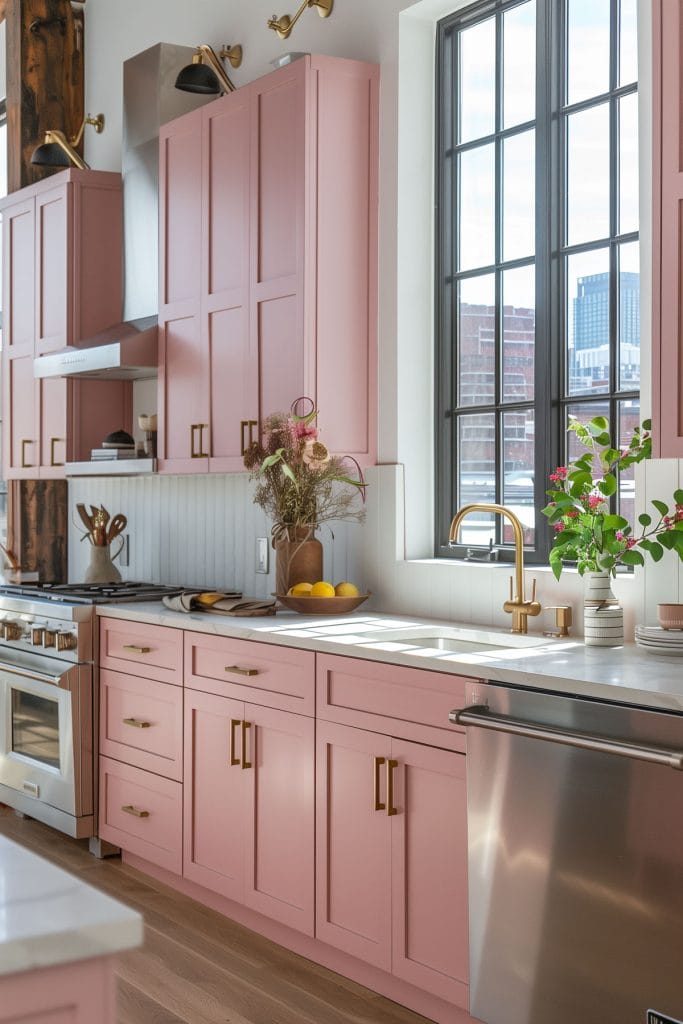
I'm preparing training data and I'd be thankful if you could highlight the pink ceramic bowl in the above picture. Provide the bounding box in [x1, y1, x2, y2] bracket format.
[657, 603, 683, 629]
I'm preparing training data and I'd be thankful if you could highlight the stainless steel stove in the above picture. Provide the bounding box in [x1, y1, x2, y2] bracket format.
[0, 582, 183, 842]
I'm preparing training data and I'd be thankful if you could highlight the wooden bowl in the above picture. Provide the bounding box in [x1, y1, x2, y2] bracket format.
[275, 593, 370, 615]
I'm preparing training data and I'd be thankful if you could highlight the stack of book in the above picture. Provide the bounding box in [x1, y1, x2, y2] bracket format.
[91, 448, 138, 461]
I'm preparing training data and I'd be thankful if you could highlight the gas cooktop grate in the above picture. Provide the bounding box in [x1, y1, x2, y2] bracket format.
[0, 582, 186, 605]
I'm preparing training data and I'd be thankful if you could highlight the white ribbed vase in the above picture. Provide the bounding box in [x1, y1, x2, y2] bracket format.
[583, 570, 624, 647]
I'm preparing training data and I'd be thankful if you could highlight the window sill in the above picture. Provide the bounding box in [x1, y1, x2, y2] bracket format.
[404, 557, 636, 582]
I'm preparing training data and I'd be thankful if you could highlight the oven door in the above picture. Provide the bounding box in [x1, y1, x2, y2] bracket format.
[0, 659, 92, 820]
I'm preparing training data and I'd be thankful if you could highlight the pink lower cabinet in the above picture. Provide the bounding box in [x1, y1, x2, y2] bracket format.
[99, 756, 182, 874]
[317, 722, 468, 1005]
[184, 688, 315, 935]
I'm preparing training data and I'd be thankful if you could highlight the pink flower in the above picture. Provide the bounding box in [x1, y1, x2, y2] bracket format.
[553, 522, 565, 533]
[565, 509, 578, 519]
[291, 419, 318, 442]
[616, 531, 625, 541]
[626, 538, 637, 548]
[664, 515, 674, 529]
[586, 494, 604, 511]
[550, 466, 568, 483]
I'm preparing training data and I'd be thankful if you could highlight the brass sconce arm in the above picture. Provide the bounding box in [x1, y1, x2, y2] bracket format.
[196, 44, 238, 94]
[38, 130, 89, 170]
[268, 0, 333, 40]
[70, 113, 105, 149]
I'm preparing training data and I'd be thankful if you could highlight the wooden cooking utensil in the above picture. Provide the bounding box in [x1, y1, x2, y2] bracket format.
[106, 513, 127, 544]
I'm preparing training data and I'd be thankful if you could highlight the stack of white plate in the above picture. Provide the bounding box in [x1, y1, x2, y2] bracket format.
[635, 624, 683, 655]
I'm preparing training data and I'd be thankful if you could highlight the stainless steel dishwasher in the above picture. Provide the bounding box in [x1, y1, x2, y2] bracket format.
[451, 680, 683, 1024]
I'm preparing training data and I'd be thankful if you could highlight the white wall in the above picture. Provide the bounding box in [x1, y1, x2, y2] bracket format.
[71, 0, 674, 636]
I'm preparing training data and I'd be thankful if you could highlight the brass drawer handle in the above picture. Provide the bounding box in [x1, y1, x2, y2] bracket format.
[121, 804, 150, 818]
[248, 420, 258, 447]
[123, 718, 151, 729]
[225, 664, 258, 677]
[241, 720, 252, 769]
[50, 437, 65, 467]
[21, 439, 33, 468]
[198, 423, 209, 458]
[373, 755, 386, 812]
[123, 645, 151, 654]
[240, 420, 249, 455]
[387, 759, 398, 817]
[229, 718, 241, 766]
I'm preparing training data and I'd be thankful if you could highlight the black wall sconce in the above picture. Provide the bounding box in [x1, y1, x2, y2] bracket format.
[31, 114, 105, 170]
[175, 44, 243, 96]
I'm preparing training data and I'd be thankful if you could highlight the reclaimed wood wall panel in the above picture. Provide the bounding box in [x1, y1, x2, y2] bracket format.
[6, 0, 84, 193]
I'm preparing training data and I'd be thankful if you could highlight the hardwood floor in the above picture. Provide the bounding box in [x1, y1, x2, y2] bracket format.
[0, 807, 432, 1024]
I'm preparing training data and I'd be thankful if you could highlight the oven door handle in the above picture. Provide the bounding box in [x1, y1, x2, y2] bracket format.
[451, 704, 683, 770]
[0, 664, 72, 689]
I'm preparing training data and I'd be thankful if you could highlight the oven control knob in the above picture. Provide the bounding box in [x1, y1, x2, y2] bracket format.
[56, 631, 77, 652]
[43, 629, 57, 648]
[31, 626, 45, 645]
[3, 622, 23, 641]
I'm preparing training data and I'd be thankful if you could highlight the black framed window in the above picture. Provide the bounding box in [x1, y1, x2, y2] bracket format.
[435, 0, 639, 561]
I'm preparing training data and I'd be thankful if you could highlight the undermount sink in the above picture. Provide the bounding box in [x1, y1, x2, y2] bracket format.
[360, 625, 550, 655]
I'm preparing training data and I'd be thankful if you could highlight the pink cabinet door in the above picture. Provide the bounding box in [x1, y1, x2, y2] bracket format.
[251, 61, 307, 427]
[3, 196, 35, 357]
[316, 719, 392, 969]
[183, 688, 245, 901]
[39, 377, 69, 475]
[310, 57, 378, 464]
[35, 183, 70, 355]
[243, 703, 315, 935]
[158, 107, 209, 473]
[5, 354, 38, 477]
[390, 738, 469, 1006]
[204, 92, 257, 472]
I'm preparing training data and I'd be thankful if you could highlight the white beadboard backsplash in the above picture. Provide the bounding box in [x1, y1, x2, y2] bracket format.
[69, 461, 678, 634]
[68, 472, 368, 597]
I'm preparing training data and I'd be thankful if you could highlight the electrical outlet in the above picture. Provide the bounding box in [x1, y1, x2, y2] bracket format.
[118, 535, 130, 568]
[256, 537, 269, 574]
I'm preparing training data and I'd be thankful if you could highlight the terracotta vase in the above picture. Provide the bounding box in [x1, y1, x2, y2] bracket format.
[274, 528, 323, 595]
[583, 570, 624, 647]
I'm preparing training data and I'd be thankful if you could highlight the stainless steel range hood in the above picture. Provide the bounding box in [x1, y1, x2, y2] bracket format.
[33, 317, 158, 380]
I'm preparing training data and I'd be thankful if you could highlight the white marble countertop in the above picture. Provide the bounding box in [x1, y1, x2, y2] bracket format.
[97, 602, 683, 713]
[0, 835, 143, 977]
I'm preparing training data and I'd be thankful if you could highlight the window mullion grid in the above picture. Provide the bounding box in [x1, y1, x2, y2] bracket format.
[494, 8, 503, 541]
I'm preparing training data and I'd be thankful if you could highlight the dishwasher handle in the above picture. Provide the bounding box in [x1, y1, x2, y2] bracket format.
[451, 704, 683, 770]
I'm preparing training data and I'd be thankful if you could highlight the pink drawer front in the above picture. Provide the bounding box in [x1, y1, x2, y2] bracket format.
[99, 617, 183, 685]
[184, 633, 315, 715]
[100, 669, 183, 781]
[316, 654, 471, 753]
[99, 756, 182, 874]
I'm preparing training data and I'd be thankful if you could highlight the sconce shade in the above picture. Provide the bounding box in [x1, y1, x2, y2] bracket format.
[31, 141, 72, 167]
[175, 61, 220, 94]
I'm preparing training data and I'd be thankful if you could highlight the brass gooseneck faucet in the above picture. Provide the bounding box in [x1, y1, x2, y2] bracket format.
[449, 503, 541, 634]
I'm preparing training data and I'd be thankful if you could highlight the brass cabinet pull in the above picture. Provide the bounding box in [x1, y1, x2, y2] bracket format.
[386, 759, 398, 817]
[198, 423, 209, 458]
[248, 420, 258, 447]
[121, 804, 150, 818]
[229, 718, 241, 766]
[123, 645, 151, 654]
[21, 439, 33, 468]
[240, 420, 249, 455]
[241, 720, 252, 769]
[50, 436, 65, 467]
[123, 718, 151, 729]
[225, 664, 258, 677]
[191, 424, 199, 458]
[373, 755, 386, 811]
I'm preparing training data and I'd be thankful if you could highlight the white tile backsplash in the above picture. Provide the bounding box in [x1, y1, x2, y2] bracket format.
[69, 458, 683, 636]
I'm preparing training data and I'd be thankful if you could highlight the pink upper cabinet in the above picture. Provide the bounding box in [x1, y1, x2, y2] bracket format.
[0, 169, 127, 480]
[653, 1, 683, 455]
[157, 55, 379, 474]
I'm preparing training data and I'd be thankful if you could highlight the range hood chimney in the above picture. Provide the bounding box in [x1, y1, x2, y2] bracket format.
[34, 44, 212, 382]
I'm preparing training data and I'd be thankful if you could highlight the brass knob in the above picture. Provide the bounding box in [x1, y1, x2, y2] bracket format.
[56, 631, 77, 651]
[543, 605, 572, 638]
[31, 626, 45, 645]
[3, 622, 23, 641]
[43, 629, 57, 648]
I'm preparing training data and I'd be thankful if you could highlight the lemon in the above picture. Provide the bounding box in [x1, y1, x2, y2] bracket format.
[289, 582, 314, 597]
[310, 580, 336, 598]
[335, 582, 360, 597]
